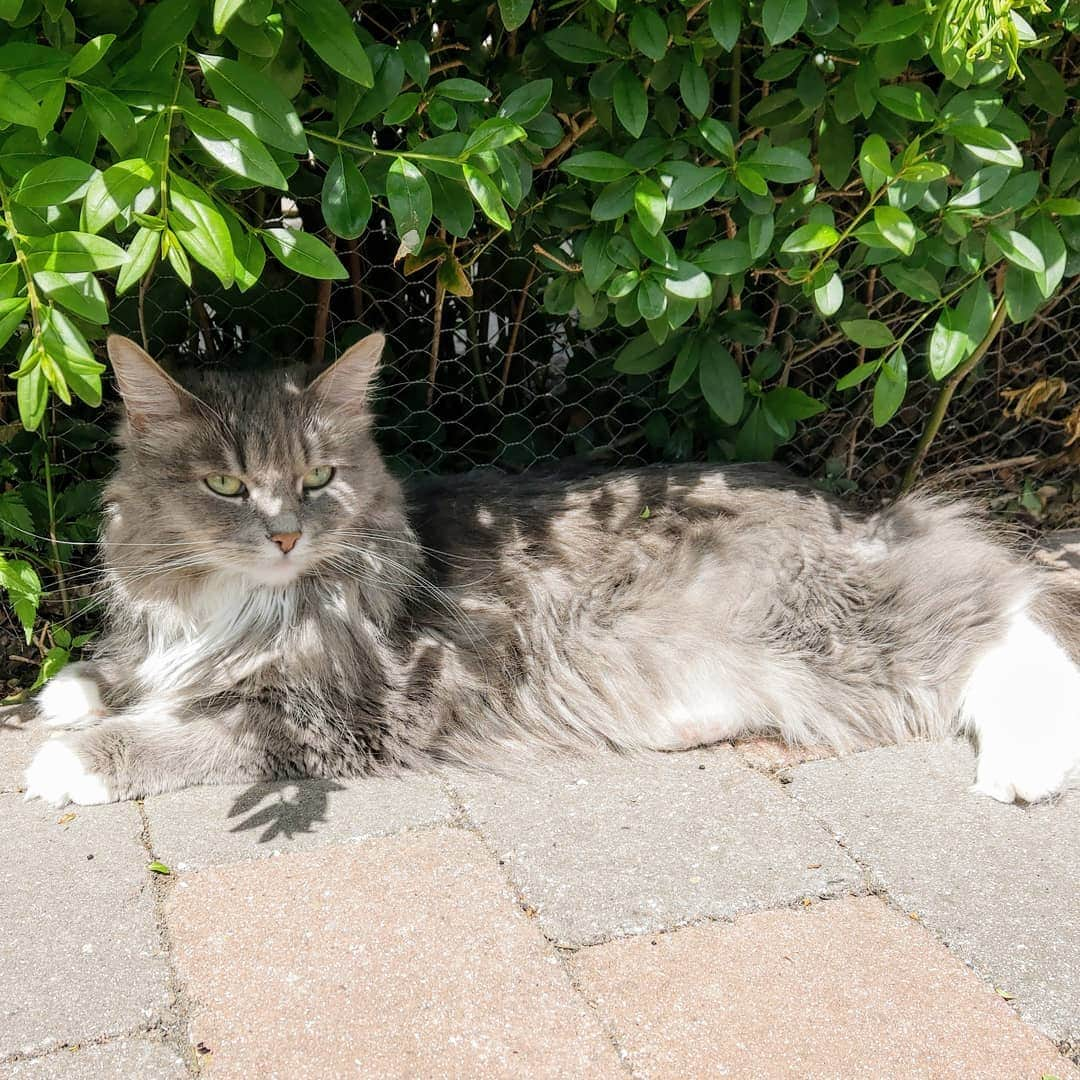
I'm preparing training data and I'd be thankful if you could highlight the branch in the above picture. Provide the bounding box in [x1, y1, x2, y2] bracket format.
[539, 113, 597, 170]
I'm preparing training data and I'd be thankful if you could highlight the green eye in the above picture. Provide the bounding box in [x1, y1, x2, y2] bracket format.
[302, 465, 334, 490]
[205, 474, 245, 497]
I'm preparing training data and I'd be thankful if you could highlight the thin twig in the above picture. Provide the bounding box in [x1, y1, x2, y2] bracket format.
[900, 295, 1008, 493]
[312, 235, 336, 365]
[539, 114, 598, 169]
[347, 239, 364, 321]
[532, 244, 580, 273]
[496, 264, 536, 407]
[426, 239, 449, 407]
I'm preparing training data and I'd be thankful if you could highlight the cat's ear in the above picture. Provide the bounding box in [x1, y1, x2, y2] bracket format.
[307, 332, 384, 415]
[106, 335, 195, 431]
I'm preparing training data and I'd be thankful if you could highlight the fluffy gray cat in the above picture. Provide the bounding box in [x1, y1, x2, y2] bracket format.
[24, 333, 1080, 807]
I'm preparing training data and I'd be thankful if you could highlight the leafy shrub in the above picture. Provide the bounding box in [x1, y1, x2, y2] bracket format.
[0, 0, 1078, 685]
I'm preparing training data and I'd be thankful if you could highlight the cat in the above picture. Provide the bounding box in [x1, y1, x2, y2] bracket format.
[23, 332, 1080, 807]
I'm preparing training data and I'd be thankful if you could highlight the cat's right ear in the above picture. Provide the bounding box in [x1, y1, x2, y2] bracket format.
[106, 335, 194, 432]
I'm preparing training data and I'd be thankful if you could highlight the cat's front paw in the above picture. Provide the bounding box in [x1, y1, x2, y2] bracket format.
[24, 738, 112, 807]
[36, 663, 107, 730]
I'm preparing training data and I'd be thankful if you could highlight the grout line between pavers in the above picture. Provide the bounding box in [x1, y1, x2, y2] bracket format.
[437, 771, 639, 1077]
[0, 1025, 169, 1071]
[135, 800, 203, 1077]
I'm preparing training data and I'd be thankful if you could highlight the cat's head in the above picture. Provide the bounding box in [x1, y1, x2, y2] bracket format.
[103, 333, 405, 590]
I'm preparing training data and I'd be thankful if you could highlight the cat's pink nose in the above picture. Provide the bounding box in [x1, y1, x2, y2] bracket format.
[271, 531, 301, 554]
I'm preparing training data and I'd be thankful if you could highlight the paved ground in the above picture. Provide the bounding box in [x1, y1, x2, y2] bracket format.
[2, 530, 1078, 1078]
[1, 725, 1078, 1079]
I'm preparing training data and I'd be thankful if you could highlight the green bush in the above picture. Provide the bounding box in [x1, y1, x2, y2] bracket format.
[1, 0, 1079, 683]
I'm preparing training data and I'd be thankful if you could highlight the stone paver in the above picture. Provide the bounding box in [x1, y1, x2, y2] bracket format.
[0, 796, 171, 1058]
[788, 739, 1080, 1044]
[166, 826, 623, 1079]
[572, 895, 1079, 1080]
[8, 1038, 187, 1078]
[0, 722, 42, 793]
[732, 735, 834, 771]
[144, 774, 451, 869]
[451, 747, 861, 946]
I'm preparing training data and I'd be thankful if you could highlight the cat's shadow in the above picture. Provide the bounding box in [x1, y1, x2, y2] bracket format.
[226, 779, 346, 844]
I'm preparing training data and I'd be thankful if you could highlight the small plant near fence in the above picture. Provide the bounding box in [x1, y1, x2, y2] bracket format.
[1, 0, 1079, 692]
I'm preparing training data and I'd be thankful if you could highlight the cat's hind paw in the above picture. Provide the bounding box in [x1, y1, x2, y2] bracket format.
[24, 738, 111, 807]
[37, 664, 107, 730]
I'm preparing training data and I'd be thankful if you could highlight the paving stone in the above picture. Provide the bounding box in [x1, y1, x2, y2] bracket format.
[167, 826, 622, 1079]
[787, 739, 1080, 1044]
[1034, 528, 1080, 575]
[0, 796, 171, 1058]
[572, 895, 1079, 1080]
[0, 721, 42, 794]
[451, 747, 861, 946]
[8, 1037, 187, 1079]
[144, 774, 452, 869]
[732, 736, 834, 771]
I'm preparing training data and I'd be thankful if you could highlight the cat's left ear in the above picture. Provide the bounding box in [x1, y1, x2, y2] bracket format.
[307, 332, 384, 415]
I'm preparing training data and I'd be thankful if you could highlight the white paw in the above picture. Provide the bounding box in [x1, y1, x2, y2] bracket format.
[964, 613, 1080, 804]
[37, 665, 106, 729]
[24, 739, 111, 807]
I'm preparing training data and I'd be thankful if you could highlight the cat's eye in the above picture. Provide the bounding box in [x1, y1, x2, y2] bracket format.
[302, 465, 335, 490]
[205, 474, 246, 497]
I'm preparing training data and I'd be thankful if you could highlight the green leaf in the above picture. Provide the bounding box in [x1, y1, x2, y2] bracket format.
[754, 49, 805, 81]
[1021, 57, 1066, 116]
[169, 176, 235, 288]
[139, 0, 199, 64]
[197, 54, 308, 155]
[497, 0, 533, 30]
[544, 26, 613, 63]
[432, 78, 491, 102]
[183, 106, 288, 189]
[0, 555, 41, 642]
[115, 227, 159, 296]
[68, 34, 116, 77]
[668, 336, 702, 393]
[634, 177, 666, 235]
[322, 152, 371, 240]
[630, 8, 668, 60]
[498, 79, 553, 124]
[699, 345, 744, 423]
[679, 61, 710, 119]
[818, 110, 853, 189]
[463, 117, 526, 156]
[840, 318, 894, 348]
[881, 263, 940, 302]
[212, 0, 247, 33]
[748, 213, 774, 259]
[762, 0, 806, 43]
[1004, 265, 1042, 324]
[764, 386, 826, 420]
[561, 152, 635, 182]
[591, 176, 637, 220]
[26, 232, 127, 274]
[854, 3, 926, 44]
[80, 85, 135, 154]
[83, 158, 156, 234]
[613, 65, 647, 138]
[148, 861, 171, 875]
[663, 260, 711, 300]
[835, 361, 880, 390]
[16, 357, 47, 433]
[858, 134, 893, 193]
[873, 206, 916, 255]
[949, 166, 1010, 209]
[0, 491, 33, 545]
[289, 0, 374, 86]
[875, 84, 937, 122]
[666, 165, 726, 211]
[872, 348, 907, 426]
[746, 145, 813, 183]
[1027, 215, 1066, 299]
[781, 222, 839, 253]
[928, 310, 968, 379]
[462, 163, 510, 229]
[0, 73, 39, 128]
[813, 272, 843, 316]
[709, 0, 741, 51]
[699, 119, 735, 162]
[34, 272, 108, 324]
[948, 125, 1023, 168]
[614, 331, 679, 373]
[386, 159, 433, 252]
[0, 297, 29, 351]
[12, 158, 96, 207]
[637, 275, 667, 320]
[989, 226, 1045, 274]
[694, 239, 752, 275]
[262, 227, 347, 279]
